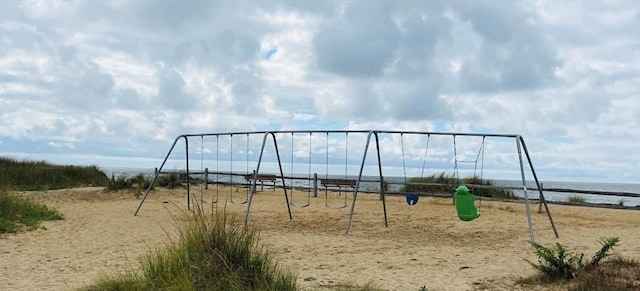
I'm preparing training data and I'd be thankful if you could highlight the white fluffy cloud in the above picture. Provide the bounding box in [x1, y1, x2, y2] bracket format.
[0, 0, 638, 182]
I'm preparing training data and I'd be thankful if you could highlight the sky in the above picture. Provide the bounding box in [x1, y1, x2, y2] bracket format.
[0, 0, 638, 183]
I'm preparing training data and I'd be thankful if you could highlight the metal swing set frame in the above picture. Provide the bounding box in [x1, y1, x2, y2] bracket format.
[134, 130, 558, 243]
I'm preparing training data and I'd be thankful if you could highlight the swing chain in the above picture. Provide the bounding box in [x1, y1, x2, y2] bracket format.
[400, 133, 408, 186]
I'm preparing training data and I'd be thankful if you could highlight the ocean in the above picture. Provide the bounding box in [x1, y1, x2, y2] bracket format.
[103, 167, 640, 207]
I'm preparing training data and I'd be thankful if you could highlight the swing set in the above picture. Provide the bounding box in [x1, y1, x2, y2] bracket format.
[398, 133, 483, 221]
[134, 130, 559, 243]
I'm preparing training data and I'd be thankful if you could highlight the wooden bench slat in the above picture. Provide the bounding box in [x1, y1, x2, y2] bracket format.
[320, 179, 357, 187]
[244, 174, 277, 182]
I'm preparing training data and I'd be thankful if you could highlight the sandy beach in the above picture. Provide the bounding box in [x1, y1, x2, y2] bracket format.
[1, 186, 638, 291]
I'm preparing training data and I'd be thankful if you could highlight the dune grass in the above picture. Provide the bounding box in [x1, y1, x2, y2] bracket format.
[80, 204, 297, 291]
[400, 172, 516, 199]
[0, 156, 109, 191]
[0, 189, 64, 233]
[567, 194, 587, 204]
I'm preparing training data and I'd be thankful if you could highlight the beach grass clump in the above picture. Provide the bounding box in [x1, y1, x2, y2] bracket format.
[106, 173, 180, 198]
[106, 173, 153, 194]
[0, 189, 64, 234]
[401, 172, 515, 199]
[81, 205, 297, 291]
[106, 173, 181, 191]
[566, 194, 587, 205]
[155, 172, 181, 189]
[0, 156, 109, 191]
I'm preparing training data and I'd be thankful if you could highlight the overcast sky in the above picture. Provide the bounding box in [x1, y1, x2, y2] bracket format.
[0, 0, 638, 183]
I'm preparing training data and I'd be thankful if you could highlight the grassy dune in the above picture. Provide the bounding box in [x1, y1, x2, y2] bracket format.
[0, 157, 109, 191]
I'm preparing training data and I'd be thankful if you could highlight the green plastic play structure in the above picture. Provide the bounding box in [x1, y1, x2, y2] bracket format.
[455, 185, 481, 221]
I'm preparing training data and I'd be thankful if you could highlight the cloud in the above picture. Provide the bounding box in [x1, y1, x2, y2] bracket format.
[0, 0, 638, 183]
[313, 1, 400, 78]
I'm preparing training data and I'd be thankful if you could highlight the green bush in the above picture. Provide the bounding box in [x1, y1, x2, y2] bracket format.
[107, 174, 133, 191]
[106, 173, 156, 197]
[0, 189, 64, 233]
[81, 206, 297, 291]
[155, 173, 181, 189]
[525, 237, 619, 281]
[400, 172, 515, 199]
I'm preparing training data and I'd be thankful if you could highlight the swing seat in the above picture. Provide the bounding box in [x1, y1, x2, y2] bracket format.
[405, 193, 419, 205]
[455, 186, 480, 221]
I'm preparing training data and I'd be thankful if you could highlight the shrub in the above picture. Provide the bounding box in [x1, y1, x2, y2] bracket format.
[106, 173, 157, 198]
[589, 237, 620, 267]
[107, 174, 133, 191]
[155, 173, 181, 189]
[526, 241, 585, 280]
[525, 237, 620, 281]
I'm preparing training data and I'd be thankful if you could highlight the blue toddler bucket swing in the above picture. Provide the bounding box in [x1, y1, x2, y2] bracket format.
[401, 133, 421, 206]
[405, 192, 419, 205]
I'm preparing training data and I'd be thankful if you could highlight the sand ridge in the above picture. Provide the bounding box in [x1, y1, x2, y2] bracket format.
[1, 187, 638, 290]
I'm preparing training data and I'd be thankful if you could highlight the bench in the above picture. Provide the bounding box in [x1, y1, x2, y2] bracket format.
[320, 178, 357, 190]
[244, 174, 278, 191]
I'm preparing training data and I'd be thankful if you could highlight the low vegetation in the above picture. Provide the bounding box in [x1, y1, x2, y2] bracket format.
[106, 172, 182, 198]
[0, 189, 64, 233]
[521, 237, 640, 290]
[0, 156, 109, 191]
[81, 205, 297, 291]
[400, 172, 516, 199]
[2, 157, 636, 290]
[566, 194, 587, 204]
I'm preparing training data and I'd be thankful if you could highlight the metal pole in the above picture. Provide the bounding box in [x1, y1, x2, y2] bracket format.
[244, 132, 293, 229]
[516, 136, 535, 243]
[270, 132, 293, 219]
[134, 135, 184, 216]
[185, 136, 191, 211]
[204, 168, 209, 190]
[520, 136, 559, 238]
[313, 173, 318, 198]
[538, 183, 543, 213]
[374, 132, 388, 228]
[346, 131, 374, 234]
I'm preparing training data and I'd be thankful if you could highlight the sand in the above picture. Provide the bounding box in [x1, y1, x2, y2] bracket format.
[1, 186, 639, 291]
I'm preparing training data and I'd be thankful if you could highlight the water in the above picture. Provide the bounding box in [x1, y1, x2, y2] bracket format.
[103, 167, 640, 207]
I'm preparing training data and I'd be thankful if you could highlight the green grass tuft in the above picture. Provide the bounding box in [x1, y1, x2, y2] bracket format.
[0, 189, 64, 233]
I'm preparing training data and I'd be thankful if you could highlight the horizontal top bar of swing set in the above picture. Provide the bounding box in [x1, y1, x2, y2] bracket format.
[175, 130, 521, 138]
